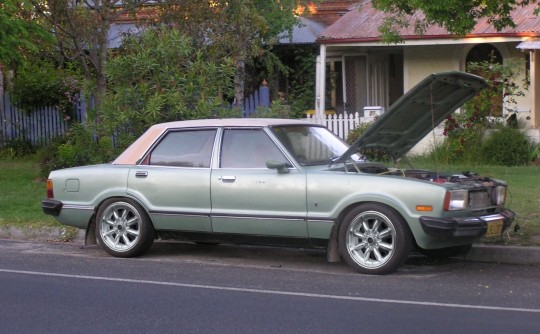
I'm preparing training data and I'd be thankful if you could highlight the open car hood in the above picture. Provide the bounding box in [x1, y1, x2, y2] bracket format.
[339, 71, 487, 161]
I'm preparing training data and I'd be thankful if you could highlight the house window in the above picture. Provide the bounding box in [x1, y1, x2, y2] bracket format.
[466, 44, 504, 117]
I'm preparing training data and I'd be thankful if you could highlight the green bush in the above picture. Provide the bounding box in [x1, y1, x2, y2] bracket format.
[37, 125, 116, 177]
[346, 122, 373, 144]
[480, 127, 532, 166]
[0, 138, 36, 158]
[10, 62, 81, 117]
[101, 27, 235, 139]
[346, 120, 392, 162]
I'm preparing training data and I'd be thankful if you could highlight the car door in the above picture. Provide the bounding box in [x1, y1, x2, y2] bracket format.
[210, 128, 308, 237]
[127, 128, 217, 232]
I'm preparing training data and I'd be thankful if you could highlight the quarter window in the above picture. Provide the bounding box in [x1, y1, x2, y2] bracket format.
[147, 129, 216, 167]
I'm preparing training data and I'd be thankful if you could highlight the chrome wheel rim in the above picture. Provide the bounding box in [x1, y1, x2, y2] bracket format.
[99, 202, 141, 252]
[346, 211, 396, 269]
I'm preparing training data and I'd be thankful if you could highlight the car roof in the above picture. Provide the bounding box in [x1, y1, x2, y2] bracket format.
[113, 118, 316, 165]
[150, 118, 313, 129]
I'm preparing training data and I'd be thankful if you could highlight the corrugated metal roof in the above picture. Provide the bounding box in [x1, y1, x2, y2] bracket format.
[108, 23, 140, 48]
[278, 17, 327, 44]
[517, 40, 540, 49]
[320, 0, 540, 43]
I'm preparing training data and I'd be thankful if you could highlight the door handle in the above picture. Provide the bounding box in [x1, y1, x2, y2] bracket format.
[135, 171, 148, 178]
[218, 176, 236, 183]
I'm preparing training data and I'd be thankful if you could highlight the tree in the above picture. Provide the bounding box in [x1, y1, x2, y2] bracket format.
[158, 0, 305, 109]
[372, 0, 540, 43]
[30, 0, 155, 120]
[0, 0, 52, 66]
[100, 27, 235, 145]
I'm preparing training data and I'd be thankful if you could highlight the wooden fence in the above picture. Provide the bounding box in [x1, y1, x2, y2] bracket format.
[0, 93, 86, 147]
[1, 88, 379, 149]
[305, 112, 379, 140]
[243, 84, 270, 116]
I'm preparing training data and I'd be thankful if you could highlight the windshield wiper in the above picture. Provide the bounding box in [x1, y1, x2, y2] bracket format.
[327, 156, 342, 167]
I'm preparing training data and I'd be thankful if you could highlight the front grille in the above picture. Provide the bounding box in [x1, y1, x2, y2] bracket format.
[469, 190, 489, 208]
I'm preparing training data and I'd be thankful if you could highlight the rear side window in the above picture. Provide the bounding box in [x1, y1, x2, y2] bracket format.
[147, 129, 216, 167]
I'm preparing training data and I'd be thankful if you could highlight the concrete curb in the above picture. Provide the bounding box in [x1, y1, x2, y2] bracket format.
[1, 227, 539, 266]
[467, 244, 540, 266]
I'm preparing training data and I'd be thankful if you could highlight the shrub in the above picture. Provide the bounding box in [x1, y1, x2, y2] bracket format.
[480, 127, 532, 166]
[10, 62, 81, 118]
[346, 120, 392, 162]
[346, 122, 373, 144]
[37, 125, 116, 177]
[0, 138, 36, 158]
[101, 27, 235, 139]
[441, 57, 526, 162]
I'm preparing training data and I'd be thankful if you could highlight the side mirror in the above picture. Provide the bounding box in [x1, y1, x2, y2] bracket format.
[266, 160, 290, 174]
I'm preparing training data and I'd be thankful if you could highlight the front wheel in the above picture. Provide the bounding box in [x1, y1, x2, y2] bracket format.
[96, 198, 155, 258]
[339, 203, 412, 275]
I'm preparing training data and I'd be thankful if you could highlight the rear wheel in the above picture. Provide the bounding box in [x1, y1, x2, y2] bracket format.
[339, 203, 412, 275]
[96, 198, 154, 258]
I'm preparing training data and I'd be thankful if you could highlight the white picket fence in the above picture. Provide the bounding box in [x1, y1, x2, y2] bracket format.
[305, 112, 379, 141]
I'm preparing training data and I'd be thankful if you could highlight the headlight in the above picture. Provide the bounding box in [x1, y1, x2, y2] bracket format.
[492, 185, 507, 205]
[444, 190, 468, 211]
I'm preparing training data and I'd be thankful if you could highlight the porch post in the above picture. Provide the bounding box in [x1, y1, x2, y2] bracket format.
[316, 44, 327, 117]
[531, 50, 540, 129]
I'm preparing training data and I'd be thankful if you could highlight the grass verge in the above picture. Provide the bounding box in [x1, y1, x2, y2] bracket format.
[1, 157, 538, 246]
[409, 159, 540, 246]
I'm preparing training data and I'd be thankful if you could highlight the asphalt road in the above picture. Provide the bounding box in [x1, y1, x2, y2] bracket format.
[0, 239, 539, 333]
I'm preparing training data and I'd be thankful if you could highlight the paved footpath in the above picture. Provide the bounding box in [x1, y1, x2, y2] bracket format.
[1, 226, 539, 266]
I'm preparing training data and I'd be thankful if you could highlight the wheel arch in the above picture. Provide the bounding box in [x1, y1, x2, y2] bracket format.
[326, 200, 417, 262]
[85, 195, 157, 245]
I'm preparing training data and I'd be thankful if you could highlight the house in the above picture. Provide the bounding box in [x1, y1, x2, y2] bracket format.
[313, 0, 540, 149]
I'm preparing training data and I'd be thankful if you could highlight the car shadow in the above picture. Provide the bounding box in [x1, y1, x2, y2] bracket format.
[143, 240, 466, 275]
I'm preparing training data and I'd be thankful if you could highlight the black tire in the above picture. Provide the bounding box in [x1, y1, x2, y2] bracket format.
[339, 203, 412, 275]
[96, 198, 155, 258]
[418, 244, 472, 259]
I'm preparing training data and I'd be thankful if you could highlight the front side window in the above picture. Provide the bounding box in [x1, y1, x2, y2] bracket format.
[220, 129, 288, 168]
[146, 129, 216, 167]
[270, 125, 355, 165]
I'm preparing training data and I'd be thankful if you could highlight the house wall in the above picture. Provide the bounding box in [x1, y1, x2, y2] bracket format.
[403, 43, 539, 154]
[403, 45, 460, 92]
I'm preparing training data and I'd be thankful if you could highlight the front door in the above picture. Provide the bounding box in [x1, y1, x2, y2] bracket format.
[210, 128, 308, 237]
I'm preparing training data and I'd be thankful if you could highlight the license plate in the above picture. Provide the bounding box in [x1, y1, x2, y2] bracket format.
[485, 220, 503, 237]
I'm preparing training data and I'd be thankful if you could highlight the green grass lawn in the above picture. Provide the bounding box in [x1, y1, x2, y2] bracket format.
[1, 157, 538, 245]
[0, 158, 59, 228]
[410, 160, 540, 246]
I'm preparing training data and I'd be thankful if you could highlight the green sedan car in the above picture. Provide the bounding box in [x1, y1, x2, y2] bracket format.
[42, 72, 514, 274]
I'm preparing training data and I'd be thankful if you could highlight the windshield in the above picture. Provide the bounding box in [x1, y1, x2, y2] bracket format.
[270, 125, 361, 165]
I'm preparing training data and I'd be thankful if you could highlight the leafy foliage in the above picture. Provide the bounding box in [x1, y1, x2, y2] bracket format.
[100, 27, 235, 141]
[285, 47, 318, 119]
[372, 0, 538, 43]
[480, 127, 532, 166]
[372, 0, 536, 42]
[0, 0, 53, 66]
[440, 58, 527, 162]
[10, 62, 81, 117]
[0, 138, 36, 158]
[37, 124, 116, 177]
[345, 119, 392, 162]
[157, 0, 309, 107]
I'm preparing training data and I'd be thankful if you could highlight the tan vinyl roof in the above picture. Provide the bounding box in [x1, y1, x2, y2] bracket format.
[113, 118, 313, 165]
